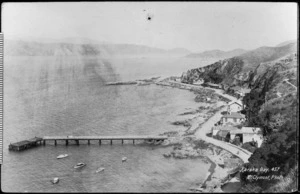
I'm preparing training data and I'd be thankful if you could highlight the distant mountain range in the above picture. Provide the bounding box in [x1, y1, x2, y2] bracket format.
[185, 49, 248, 59]
[275, 39, 297, 47]
[4, 38, 192, 56]
[4, 37, 297, 59]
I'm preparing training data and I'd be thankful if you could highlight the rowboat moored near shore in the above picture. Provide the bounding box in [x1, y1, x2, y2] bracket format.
[74, 162, 86, 169]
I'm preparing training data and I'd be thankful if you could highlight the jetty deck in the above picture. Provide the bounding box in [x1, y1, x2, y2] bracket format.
[43, 135, 168, 145]
[9, 136, 168, 151]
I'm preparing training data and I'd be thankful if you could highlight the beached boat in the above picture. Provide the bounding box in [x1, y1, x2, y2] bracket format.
[96, 167, 105, 173]
[74, 162, 86, 169]
[57, 154, 68, 159]
[51, 177, 59, 184]
[122, 157, 127, 162]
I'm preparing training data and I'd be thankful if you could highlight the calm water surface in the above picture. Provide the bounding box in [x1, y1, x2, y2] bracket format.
[2, 55, 214, 192]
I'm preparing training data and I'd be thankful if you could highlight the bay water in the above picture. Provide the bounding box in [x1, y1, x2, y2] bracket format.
[2, 55, 215, 192]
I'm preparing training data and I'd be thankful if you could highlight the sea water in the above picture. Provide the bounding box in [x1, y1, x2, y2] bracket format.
[2, 55, 214, 192]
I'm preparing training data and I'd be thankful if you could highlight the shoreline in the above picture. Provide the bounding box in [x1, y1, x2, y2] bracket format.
[153, 78, 245, 192]
[105, 76, 246, 192]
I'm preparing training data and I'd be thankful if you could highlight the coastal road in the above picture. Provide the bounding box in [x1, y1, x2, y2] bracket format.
[161, 80, 252, 163]
[194, 103, 252, 163]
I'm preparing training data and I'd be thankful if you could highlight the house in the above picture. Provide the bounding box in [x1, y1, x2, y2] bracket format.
[230, 127, 263, 147]
[230, 86, 251, 99]
[212, 125, 237, 136]
[227, 101, 243, 113]
[221, 112, 245, 125]
[203, 82, 222, 89]
[193, 78, 204, 85]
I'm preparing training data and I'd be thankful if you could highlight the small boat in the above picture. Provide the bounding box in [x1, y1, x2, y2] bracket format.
[57, 154, 68, 159]
[74, 162, 86, 169]
[122, 157, 127, 162]
[96, 167, 105, 173]
[51, 177, 59, 184]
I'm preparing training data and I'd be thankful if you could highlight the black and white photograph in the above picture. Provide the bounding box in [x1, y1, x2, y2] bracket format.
[0, 2, 298, 193]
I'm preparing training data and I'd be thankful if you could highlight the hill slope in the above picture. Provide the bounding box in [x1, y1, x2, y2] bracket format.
[181, 42, 297, 89]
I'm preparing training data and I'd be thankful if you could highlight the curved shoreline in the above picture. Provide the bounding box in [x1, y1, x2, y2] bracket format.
[109, 77, 248, 192]
[154, 78, 248, 192]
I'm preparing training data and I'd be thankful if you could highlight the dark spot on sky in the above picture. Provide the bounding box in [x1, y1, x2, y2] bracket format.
[148, 17, 151, 20]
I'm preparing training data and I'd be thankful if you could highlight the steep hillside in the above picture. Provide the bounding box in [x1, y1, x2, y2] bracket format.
[239, 53, 297, 192]
[181, 42, 297, 90]
[182, 40, 298, 193]
[185, 48, 247, 59]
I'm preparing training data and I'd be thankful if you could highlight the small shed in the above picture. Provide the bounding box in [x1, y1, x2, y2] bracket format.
[216, 130, 231, 142]
[9, 137, 43, 151]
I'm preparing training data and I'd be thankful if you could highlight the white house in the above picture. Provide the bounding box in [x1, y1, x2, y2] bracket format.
[230, 127, 263, 147]
[212, 125, 237, 136]
[227, 101, 243, 113]
[221, 112, 245, 125]
[193, 78, 204, 85]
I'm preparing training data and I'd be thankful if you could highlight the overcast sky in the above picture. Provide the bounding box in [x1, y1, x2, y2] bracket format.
[1, 2, 298, 52]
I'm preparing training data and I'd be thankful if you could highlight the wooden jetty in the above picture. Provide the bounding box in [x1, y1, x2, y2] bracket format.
[9, 137, 43, 151]
[9, 136, 168, 151]
[42, 135, 168, 145]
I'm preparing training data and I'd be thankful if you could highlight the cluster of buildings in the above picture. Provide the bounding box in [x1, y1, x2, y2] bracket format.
[212, 101, 264, 148]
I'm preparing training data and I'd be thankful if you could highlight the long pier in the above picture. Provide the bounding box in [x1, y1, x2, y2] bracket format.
[43, 136, 168, 145]
[9, 136, 168, 151]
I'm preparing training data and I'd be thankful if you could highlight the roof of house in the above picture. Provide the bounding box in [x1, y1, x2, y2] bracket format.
[222, 112, 245, 119]
[213, 125, 237, 131]
[231, 86, 242, 91]
[228, 101, 243, 107]
[216, 130, 230, 138]
[206, 82, 220, 87]
[241, 88, 251, 93]
[231, 127, 262, 134]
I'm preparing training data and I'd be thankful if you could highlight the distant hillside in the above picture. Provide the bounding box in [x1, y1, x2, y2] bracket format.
[185, 48, 247, 59]
[4, 39, 191, 56]
[167, 47, 191, 55]
[276, 39, 297, 47]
